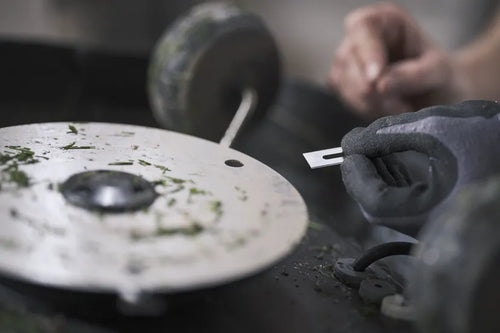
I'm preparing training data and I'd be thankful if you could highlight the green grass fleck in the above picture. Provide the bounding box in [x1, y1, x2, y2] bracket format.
[61, 142, 95, 150]
[210, 200, 223, 220]
[108, 161, 134, 166]
[169, 185, 185, 194]
[8, 168, 29, 187]
[235, 186, 248, 201]
[189, 187, 207, 195]
[154, 164, 171, 173]
[67, 125, 78, 134]
[308, 221, 324, 231]
[155, 223, 204, 237]
[114, 131, 135, 137]
[4, 146, 37, 163]
[151, 179, 167, 186]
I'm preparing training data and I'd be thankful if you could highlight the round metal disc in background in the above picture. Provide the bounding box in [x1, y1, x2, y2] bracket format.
[0, 123, 307, 300]
[148, 2, 281, 142]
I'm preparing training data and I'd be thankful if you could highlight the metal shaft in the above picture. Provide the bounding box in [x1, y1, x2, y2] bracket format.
[219, 88, 257, 148]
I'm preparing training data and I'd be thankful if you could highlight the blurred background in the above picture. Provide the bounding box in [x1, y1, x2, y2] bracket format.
[0, 0, 496, 85]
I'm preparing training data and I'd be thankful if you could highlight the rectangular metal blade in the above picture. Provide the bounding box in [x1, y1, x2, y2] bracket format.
[302, 147, 344, 169]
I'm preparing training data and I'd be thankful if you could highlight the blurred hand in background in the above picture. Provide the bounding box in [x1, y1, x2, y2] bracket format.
[330, 2, 500, 118]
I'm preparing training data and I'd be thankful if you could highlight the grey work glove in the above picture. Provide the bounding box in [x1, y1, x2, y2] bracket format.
[341, 100, 500, 236]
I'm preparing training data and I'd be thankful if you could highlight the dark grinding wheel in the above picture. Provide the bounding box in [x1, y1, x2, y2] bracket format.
[148, 2, 281, 142]
[411, 175, 500, 333]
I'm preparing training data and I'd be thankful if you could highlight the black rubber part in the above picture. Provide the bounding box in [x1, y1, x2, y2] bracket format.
[352, 242, 415, 272]
[334, 258, 368, 288]
[334, 242, 414, 289]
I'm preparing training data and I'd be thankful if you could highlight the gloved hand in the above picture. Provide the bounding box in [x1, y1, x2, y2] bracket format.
[340, 100, 500, 236]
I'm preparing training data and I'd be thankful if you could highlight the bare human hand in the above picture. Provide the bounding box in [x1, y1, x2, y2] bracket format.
[330, 3, 468, 118]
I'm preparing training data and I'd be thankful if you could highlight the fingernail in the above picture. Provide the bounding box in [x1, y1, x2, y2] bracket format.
[366, 63, 380, 81]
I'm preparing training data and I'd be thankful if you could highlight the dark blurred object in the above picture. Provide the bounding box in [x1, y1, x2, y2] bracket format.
[0, 0, 204, 55]
[0, 41, 156, 127]
[148, 2, 280, 142]
[412, 176, 500, 333]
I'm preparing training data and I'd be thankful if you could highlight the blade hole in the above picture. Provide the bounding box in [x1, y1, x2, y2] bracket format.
[225, 159, 244, 168]
[323, 153, 342, 160]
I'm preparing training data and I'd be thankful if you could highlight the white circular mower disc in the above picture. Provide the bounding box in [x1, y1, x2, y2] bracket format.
[0, 122, 307, 298]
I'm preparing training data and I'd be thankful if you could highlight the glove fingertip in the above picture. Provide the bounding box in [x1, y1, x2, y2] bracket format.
[341, 127, 366, 154]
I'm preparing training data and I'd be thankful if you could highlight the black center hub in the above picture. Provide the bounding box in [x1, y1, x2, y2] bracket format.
[61, 170, 158, 212]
